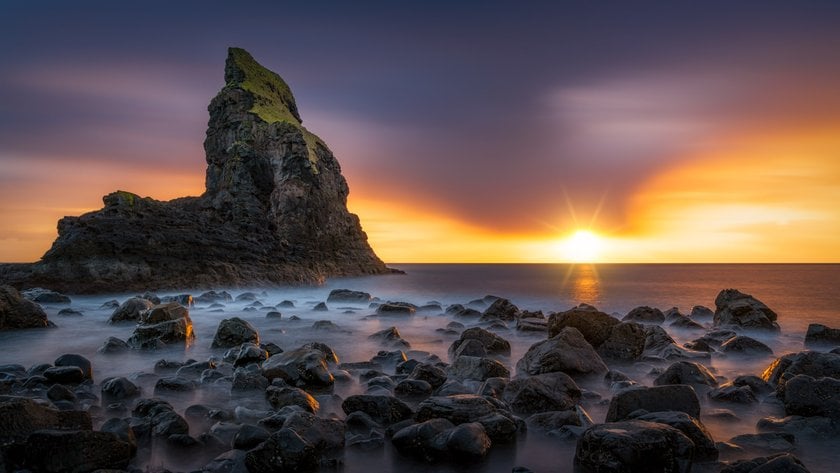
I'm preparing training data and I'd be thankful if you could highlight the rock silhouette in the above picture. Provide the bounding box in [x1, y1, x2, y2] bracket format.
[0, 48, 391, 293]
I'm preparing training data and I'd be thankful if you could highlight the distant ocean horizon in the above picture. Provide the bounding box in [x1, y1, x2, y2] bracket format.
[328, 263, 840, 335]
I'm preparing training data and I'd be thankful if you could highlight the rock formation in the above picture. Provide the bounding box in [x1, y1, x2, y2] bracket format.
[0, 47, 391, 293]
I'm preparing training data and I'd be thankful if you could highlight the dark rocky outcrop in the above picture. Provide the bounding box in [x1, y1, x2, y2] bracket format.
[516, 327, 607, 377]
[0, 285, 52, 330]
[714, 289, 779, 331]
[605, 385, 701, 422]
[761, 351, 840, 395]
[805, 323, 840, 347]
[574, 420, 694, 473]
[212, 317, 259, 348]
[0, 47, 392, 293]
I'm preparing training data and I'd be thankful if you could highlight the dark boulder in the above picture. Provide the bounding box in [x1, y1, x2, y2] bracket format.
[0, 285, 52, 329]
[410, 363, 448, 390]
[574, 420, 694, 473]
[482, 298, 520, 321]
[708, 384, 759, 404]
[127, 303, 194, 349]
[728, 432, 796, 454]
[622, 306, 665, 324]
[391, 419, 491, 461]
[369, 326, 410, 348]
[43, 366, 85, 384]
[212, 317, 260, 348]
[54, 354, 92, 381]
[342, 394, 413, 426]
[11, 429, 132, 472]
[643, 325, 709, 360]
[109, 297, 154, 323]
[721, 336, 774, 357]
[606, 385, 701, 422]
[502, 371, 581, 415]
[245, 428, 318, 473]
[20, 287, 71, 304]
[98, 336, 130, 354]
[376, 303, 416, 316]
[804, 323, 840, 348]
[719, 453, 810, 473]
[101, 376, 140, 401]
[761, 351, 840, 395]
[628, 410, 718, 462]
[0, 397, 92, 443]
[547, 304, 619, 345]
[516, 327, 607, 377]
[597, 321, 646, 361]
[526, 408, 591, 435]
[654, 361, 718, 387]
[782, 374, 840, 419]
[327, 289, 372, 303]
[449, 327, 511, 358]
[262, 346, 334, 388]
[266, 385, 320, 413]
[414, 394, 517, 442]
[714, 289, 779, 331]
[447, 356, 510, 382]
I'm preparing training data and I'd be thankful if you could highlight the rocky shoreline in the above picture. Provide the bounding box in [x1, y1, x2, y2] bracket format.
[1, 284, 838, 472]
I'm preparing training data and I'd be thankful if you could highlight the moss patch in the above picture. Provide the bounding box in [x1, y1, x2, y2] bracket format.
[227, 47, 321, 173]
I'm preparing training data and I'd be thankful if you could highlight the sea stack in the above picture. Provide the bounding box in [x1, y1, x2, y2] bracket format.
[0, 48, 391, 292]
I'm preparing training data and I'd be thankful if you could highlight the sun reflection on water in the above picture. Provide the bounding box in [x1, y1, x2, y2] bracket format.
[562, 264, 601, 305]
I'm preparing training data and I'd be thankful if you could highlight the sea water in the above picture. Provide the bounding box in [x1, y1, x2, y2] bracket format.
[0, 264, 837, 472]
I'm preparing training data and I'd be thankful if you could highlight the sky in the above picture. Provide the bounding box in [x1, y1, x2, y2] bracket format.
[2, 1, 840, 263]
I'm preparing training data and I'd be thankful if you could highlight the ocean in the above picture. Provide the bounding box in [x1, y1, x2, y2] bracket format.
[1, 263, 837, 472]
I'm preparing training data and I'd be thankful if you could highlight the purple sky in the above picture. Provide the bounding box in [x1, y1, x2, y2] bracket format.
[3, 1, 840, 261]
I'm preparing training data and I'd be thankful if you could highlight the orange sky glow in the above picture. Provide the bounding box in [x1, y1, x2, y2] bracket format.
[3, 124, 837, 264]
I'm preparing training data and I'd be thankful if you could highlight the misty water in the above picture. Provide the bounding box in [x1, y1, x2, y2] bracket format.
[2, 263, 838, 472]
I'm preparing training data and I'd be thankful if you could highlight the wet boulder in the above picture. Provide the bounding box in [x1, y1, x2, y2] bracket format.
[21, 287, 72, 304]
[449, 327, 511, 358]
[547, 304, 620, 345]
[327, 289, 372, 303]
[719, 453, 810, 473]
[654, 361, 718, 388]
[101, 376, 140, 401]
[691, 305, 715, 319]
[395, 379, 434, 398]
[10, 429, 133, 472]
[447, 356, 510, 382]
[643, 325, 709, 360]
[628, 410, 718, 462]
[622, 306, 665, 324]
[195, 290, 233, 304]
[516, 327, 607, 377]
[109, 297, 154, 323]
[574, 420, 694, 473]
[526, 408, 591, 436]
[720, 336, 774, 357]
[605, 385, 701, 422]
[262, 346, 334, 389]
[54, 354, 92, 381]
[212, 317, 260, 348]
[98, 336, 129, 354]
[446, 304, 482, 318]
[761, 351, 840, 395]
[127, 302, 194, 349]
[0, 285, 52, 329]
[708, 384, 758, 404]
[391, 419, 491, 461]
[502, 371, 581, 415]
[0, 397, 92, 443]
[414, 395, 517, 442]
[376, 302, 416, 316]
[669, 315, 705, 330]
[728, 432, 796, 454]
[597, 321, 647, 361]
[245, 428, 318, 473]
[342, 394, 413, 426]
[714, 289, 779, 331]
[782, 374, 840, 419]
[44, 366, 85, 384]
[482, 298, 520, 321]
[266, 386, 320, 413]
[369, 326, 410, 348]
[804, 323, 840, 348]
[410, 363, 448, 390]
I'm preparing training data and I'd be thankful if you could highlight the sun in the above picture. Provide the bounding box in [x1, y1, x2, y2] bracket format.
[561, 230, 603, 263]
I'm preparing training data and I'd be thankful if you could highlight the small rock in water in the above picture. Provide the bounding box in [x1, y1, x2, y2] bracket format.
[606, 384, 701, 421]
[21, 287, 72, 304]
[714, 288, 779, 331]
[804, 323, 840, 347]
[327, 289, 372, 303]
[622, 305, 665, 324]
[0, 285, 53, 329]
[574, 420, 694, 473]
[55, 353, 93, 380]
[109, 297, 154, 323]
[720, 335, 774, 357]
[57, 308, 83, 316]
[313, 302, 329, 311]
[719, 453, 811, 473]
[212, 317, 260, 348]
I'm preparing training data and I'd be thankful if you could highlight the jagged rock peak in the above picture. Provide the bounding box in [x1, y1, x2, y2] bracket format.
[225, 47, 302, 124]
[0, 47, 394, 293]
